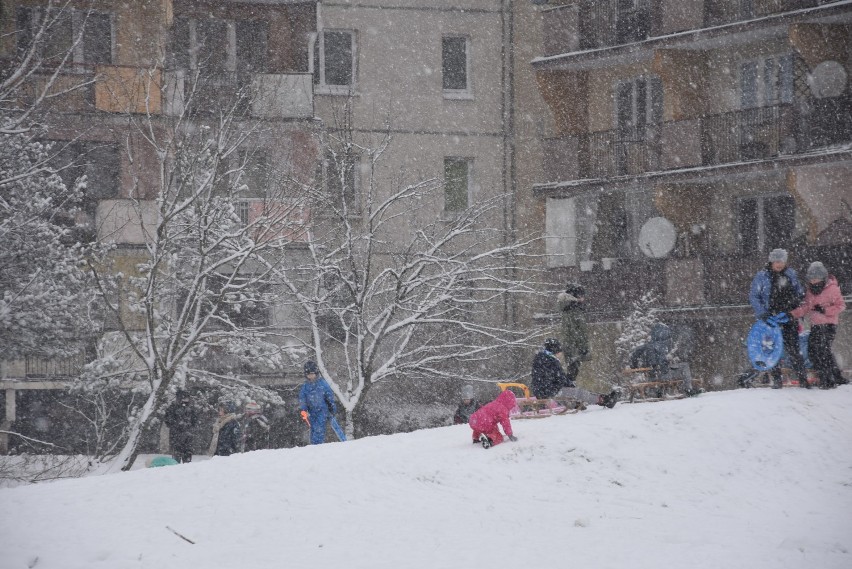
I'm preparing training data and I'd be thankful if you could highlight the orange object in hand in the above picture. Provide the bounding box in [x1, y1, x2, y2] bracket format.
[300, 410, 310, 426]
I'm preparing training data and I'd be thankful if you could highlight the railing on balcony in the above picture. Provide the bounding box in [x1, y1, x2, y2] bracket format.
[581, 126, 662, 178]
[24, 354, 86, 379]
[700, 105, 795, 165]
[703, 0, 828, 27]
[579, 0, 652, 50]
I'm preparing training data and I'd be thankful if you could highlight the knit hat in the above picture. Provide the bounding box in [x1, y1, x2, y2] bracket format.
[806, 261, 828, 281]
[544, 338, 562, 353]
[245, 402, 261, 415]
[461, 385, 474, 400]
[768, 248, 788, 263]
[304, 360, 319, 375]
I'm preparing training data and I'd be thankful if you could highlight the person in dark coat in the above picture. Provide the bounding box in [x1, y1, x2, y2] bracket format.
[630, 323, 698, 395]
[163, 390, 198, 463]
[557, 282, 591, 385]
[209, 402, 241, 456]
[241, 402, 271, 451]
[748, 248, 807, 389]
[531, 338, 618, 408]
[298, 360, 338, 445]
[453, 385, 483, 424]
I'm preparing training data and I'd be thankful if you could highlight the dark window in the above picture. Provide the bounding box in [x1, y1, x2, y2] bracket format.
[444, 158, 470, 211]
[738, 195, 795, 253]
[237, 150, 270, 198]
[169, 17, 191, 69]
[442, 36, 468, 91]
[237, 201, 250, 228]
[326, 150, 358, 210]
[316, 30, 354, 87]
[82, 12, 112, 64]
[740, 61, 758, 109]
[196, 18, 228, 74]
[236, 20, 268, 72]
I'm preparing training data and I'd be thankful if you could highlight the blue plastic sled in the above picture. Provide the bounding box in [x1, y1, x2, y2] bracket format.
[329, 416, 347, 442]
[747, 314, 788, 371]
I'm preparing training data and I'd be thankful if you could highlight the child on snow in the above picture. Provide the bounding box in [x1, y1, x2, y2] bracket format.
[468, 390, 518, 449]
[453, 385, 483, 424]
[791, 261, 847, 389]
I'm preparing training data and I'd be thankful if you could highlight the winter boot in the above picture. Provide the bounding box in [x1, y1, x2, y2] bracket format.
[771, 374, 782, 389]
[799, 376, 812, 389]
[479, 434, 493, 449]
[833, 370, 849, 385]
[818, 371, 835, 390]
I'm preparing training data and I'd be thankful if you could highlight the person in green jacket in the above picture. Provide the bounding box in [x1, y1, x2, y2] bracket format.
[557, 282, 590, 385]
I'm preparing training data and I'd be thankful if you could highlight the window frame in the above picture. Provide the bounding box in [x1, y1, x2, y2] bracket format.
[312, 29, 357, 95]
[442, 35, 472, 99]
[739, 53, 795, 110]
[16, 6, 114, 69]
[443, 157, 473, 213]
[736, 193, 796, 253]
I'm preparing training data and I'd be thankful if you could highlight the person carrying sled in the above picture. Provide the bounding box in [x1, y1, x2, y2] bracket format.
[557, 282, 591, 385]
[453, 385, 483, 425]
[531, 338, 618, 408]
[629, 323, 699, 396]
[749, 248, 808, 389]
[163, 389, 198, 463]
[469, 390, 518, 449]
[209, 402, 242, 456]
[791, 261, 847, 389]
[298, 360, 338, 445]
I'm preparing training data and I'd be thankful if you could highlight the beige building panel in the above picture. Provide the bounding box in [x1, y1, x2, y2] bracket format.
[319, 4, 505, 134]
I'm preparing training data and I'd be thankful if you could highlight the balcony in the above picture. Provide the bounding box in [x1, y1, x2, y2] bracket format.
[540, 95, 851, 186]
[162, 71, 314, 119]
[703, 0, 827, 27]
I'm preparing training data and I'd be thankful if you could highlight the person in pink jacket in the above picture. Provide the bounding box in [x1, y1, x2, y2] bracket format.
[791, 262, 848, 389]
[469, 390, 518, 449]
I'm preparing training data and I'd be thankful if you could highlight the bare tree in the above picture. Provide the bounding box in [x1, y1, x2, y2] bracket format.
[274, 116, 544, 438]
[86, 61, 318, 472]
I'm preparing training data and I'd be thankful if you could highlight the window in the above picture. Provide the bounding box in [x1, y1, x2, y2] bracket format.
[442, 36, 470, 96]
[615, 75, 663, 133]
[236, 150, 271, 198]
[169, 17, 268, 74]
[615, 0, 650, 44]
[740, 54, 794, 109]
[313, 30, 356, 92]
[325, 149, 359, 212]
[237, 201, 250, 228]
[737, 195, 795, 253]
[444, 157, 471, 212]
[16, 7, 112, 65]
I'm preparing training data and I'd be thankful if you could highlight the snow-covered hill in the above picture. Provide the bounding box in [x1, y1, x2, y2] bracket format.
[2, 388, 851, 569]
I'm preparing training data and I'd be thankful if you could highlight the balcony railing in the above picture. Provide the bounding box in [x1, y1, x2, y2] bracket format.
[24, 354, 86, 379]
[700, 105, 794, 165]
[579, 126, 662, 178]
[703, 0, 827, 27]
[578, 0, 653, 50]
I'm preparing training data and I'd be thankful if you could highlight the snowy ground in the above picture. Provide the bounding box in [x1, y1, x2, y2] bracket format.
[1, 387, 851, 569]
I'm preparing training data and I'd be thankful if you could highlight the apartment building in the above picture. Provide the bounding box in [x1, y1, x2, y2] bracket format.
[526, 0, 852, 385]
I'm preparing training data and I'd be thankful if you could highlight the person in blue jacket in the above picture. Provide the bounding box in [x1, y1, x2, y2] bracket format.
[298, 360, 338, 444]
[748, 248, 807, 389]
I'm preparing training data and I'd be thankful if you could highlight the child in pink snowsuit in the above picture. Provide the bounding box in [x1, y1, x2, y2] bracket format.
[469, 390, 517, 448]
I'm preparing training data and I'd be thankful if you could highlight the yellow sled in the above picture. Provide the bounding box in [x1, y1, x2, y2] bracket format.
[497, 382, 581, 419]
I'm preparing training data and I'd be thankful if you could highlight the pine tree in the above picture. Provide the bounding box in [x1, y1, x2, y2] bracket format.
[614, 291, 660, 370]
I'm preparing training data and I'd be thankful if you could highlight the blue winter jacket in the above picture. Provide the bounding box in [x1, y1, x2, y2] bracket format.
[298, 377, 337, 417]
[749, 267, 804, 319]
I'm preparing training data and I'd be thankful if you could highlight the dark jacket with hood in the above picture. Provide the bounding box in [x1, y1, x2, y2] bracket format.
[630, 324, 674, 379]
[530, 349, 572, 399]
[557, 291, 590, 360]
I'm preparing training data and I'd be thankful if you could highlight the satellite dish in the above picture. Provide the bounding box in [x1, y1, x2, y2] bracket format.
[638, 217, 676, 258]
[808, 61, 847, 99]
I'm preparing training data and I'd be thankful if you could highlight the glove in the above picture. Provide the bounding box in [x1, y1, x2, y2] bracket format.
[300, 410, 310, 425]
[813, 305, 825, 314]
[508, 435, 518, 442]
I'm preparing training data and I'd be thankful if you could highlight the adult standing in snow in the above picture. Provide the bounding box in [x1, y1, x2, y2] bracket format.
[749, 248, 808, 389]
[241, 402, 271, 451]
[469, 390, 517, 449]
[453, 385, 483, 424]
[163, 390, 198, 463]
[791, 261, 847, 389]
[209, 402, 241, 456]
[531, 338, 618, 408]
[298, 360, 338, 445]
[557, 282, 591, 386]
